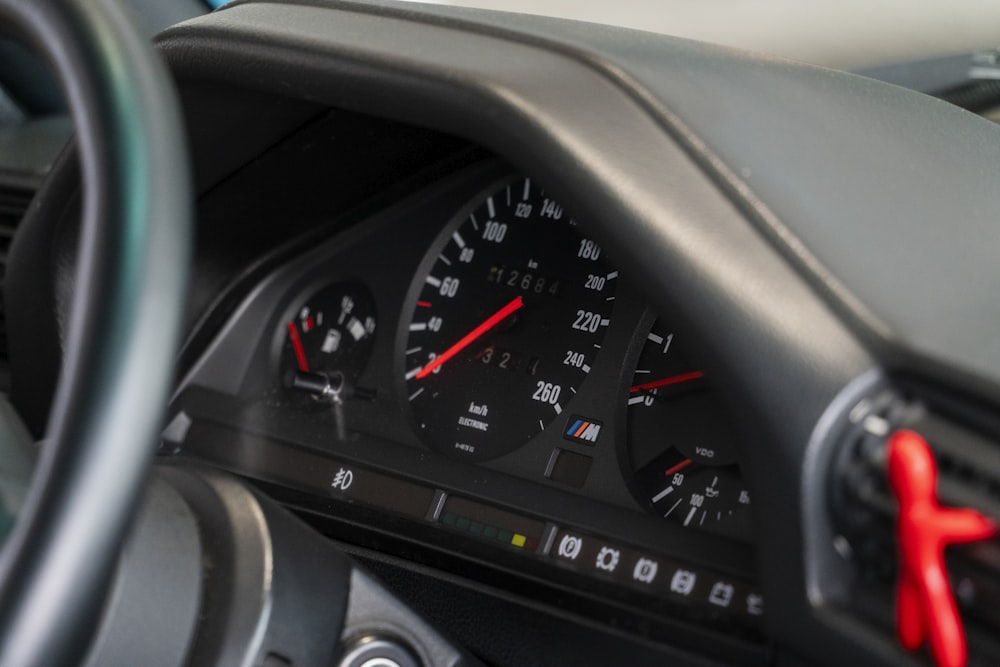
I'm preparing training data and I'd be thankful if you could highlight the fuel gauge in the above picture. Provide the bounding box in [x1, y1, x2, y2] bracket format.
[279, 283, 377, 398]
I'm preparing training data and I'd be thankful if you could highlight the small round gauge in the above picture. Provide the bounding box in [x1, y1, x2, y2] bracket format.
[627, 319, 752, 541]
[402, 176, 618, 461]
[279, 283, 376, 393]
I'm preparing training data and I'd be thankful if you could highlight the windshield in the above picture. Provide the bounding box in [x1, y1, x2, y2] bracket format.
[389, 0, 1000, 70]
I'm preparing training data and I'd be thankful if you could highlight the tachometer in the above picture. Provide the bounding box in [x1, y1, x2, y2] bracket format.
[402, 176, 617, 461]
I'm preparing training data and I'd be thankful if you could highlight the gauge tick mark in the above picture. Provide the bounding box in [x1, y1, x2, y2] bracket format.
[683, 506, 698, 527]
[664, 498, 684, 518]
[651, 486, 674, 503]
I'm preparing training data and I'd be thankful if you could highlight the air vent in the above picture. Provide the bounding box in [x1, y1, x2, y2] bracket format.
[0, 183, 34, 390]
[831, 391, 1000, 663]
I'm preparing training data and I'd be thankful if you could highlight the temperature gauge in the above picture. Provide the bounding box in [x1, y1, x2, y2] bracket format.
[279, 283, 377, 399]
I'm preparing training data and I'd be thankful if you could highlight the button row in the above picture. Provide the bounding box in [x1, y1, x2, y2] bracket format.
[549, 529, 763, 619]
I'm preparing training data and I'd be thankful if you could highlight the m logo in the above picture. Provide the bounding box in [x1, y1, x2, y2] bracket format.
[564, 416, 602, 444]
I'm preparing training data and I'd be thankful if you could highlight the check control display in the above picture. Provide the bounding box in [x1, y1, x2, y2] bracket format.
[184, 430, 764, 625]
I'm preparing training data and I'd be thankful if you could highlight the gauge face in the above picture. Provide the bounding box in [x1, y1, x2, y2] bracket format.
[279, 283, 376, 393]
[627, 320, 752, 541]
[403, 177, 617, 461]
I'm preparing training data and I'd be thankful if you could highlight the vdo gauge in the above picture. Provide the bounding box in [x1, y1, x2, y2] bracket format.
[627, 319, 753, 542]
[402, 176, 617, 461]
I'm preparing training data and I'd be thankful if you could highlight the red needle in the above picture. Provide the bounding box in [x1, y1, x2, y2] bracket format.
[287, 321, 309, 372]
[415, 295, 524, 379]
[630, 370, 704, 393]
[664, 458, 693, 477]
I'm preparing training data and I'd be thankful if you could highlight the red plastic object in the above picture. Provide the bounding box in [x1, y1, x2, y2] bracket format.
[887, 430, 997, 667]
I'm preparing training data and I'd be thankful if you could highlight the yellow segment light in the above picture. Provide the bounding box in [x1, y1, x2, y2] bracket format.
[511, 533, 527, 548]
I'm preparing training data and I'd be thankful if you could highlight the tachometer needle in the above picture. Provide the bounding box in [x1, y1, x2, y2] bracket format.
[630, 370, 704, 394]
[415, 295, 524, 379]
[287, 321, 309, 372]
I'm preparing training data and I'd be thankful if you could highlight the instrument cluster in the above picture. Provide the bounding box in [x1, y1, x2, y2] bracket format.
[169, 163, 762, 633]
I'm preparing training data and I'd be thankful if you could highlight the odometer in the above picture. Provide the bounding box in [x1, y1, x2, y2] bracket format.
[402, 176, 617, 461]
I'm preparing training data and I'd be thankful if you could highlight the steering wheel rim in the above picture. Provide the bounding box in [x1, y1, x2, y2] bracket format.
[0, 1, 190, 665]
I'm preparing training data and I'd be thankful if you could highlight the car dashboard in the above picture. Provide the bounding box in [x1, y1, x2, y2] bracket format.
[5, 1, 1000, 666]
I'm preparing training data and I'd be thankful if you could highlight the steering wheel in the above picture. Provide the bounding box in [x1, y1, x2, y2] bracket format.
[0, 1, 190, 665]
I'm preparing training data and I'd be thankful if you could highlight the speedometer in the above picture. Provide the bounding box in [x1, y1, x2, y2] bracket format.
[401, 176, 617, 461]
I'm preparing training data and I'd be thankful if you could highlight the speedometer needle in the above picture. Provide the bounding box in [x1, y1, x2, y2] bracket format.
[415, 295, 524, 379]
